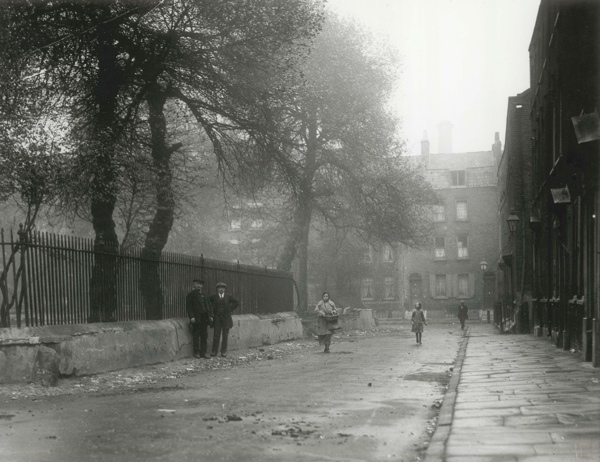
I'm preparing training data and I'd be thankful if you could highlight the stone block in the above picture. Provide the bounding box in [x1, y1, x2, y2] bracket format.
[32, 345, 59, 387]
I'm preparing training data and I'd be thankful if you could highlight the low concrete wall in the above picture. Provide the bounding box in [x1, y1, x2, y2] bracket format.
[0, 312, 303, 385]
[340, 309, 377, 331]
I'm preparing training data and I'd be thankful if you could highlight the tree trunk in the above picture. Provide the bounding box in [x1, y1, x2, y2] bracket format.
[140, 84, 179, 320]
[276, 111, 319, 314]
[296, 215, 310, 314]
[88, 20, 120, 323]
[276, 193, 312, 314]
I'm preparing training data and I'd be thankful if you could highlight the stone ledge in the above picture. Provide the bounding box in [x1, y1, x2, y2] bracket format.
[0, 312, 304, 384]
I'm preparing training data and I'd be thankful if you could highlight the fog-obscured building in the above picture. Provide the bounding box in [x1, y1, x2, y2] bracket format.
[497, 88, 533, 333]
[356, 242, 402, 318]
[399, 127, 500, 318]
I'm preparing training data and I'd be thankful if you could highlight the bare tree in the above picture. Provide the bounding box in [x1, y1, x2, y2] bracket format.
[1, 0, 324, 320]
[268, 15, 439, 312]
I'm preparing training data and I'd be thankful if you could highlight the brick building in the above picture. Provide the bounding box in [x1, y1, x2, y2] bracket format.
[527, 0, 600, 365]
[225, 202, 268, 266]
[357, 242, 402, 318]
[497, 88, 534, 332]
[399, 129, 501, 319]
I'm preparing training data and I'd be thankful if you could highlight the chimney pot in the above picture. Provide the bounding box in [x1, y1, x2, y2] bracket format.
[438, 121, 453, 153]
[421, 131, 430, 157]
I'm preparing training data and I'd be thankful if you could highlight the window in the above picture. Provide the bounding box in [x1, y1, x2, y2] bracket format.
[451, 170, 466, 186]
[363, 246, 373, 263]
[435, 275, 447, 297]
[434, 236, 446, 258]
[383, 244, 394, 262]
[457, 274, 469, 297]
[384, 277, 395, 299]
[456, 201, 468, 221]
[409, 273, 422, 302]
[432, 205, 446, 222]
[431, 274, 450, 299]
[230, 219, 241, 230]
[457, 235, 469, 258]
[361, 278, 374, 300]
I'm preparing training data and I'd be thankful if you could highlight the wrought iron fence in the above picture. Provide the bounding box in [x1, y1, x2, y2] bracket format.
[0, 228, 296, 328]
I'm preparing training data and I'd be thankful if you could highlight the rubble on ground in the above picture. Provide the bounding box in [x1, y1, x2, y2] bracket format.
[0, 329, 397, 400]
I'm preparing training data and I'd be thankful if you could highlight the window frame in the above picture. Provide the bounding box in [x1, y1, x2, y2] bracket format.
[457, 273, 469, 297]
[383, 244, 394, 262]
[435, 274, 447, 297]
[361, 278, 374, 300]
[451, 170, 466, 186]
[432, 204, 446, 222]
[434, 236, 446, 259]
[384, 277, 395, 299]
[455, 200, 468, 221]
[457, 234, 469, 259]
[363, 246, 374, 263]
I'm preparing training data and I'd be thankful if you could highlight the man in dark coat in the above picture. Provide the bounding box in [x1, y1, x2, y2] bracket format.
[209, 282, 239, 357]
[457, 301, 469, 330]
[186, 279, 213, 358]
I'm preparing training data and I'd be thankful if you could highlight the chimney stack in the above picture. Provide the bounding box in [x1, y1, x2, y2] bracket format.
[438, 120, 453, 153]
[421, 131, 430, 165]
[492, 131, 502, 167]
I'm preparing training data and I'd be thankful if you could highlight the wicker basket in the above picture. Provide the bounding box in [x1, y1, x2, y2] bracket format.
[323, 314, 339, 322]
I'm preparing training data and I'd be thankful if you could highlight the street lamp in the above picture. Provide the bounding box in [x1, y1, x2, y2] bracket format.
[506, 209, 519, 332]
[506, 209, 519, 234]
[480, 260, 489, 323]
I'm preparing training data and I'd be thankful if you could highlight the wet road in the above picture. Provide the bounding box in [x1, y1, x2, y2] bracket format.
[0, 324, 465, 462]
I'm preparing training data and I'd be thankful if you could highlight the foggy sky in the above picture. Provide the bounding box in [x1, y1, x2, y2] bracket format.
[327, 0, 540, 155]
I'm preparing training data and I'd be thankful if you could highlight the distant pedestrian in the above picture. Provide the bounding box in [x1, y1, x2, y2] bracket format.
[186, 278, 213, 359]
[209, 282, 239, 358]
[315, 292, 339, 353]
[411, 302, 427, 345]
[457, 301, 469, 330]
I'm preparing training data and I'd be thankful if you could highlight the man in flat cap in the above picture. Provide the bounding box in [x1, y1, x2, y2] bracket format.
[209, 282, 239, 357]
[186, 278, 213, 359]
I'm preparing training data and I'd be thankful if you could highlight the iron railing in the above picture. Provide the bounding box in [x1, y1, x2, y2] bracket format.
[0, 228, 296, 328]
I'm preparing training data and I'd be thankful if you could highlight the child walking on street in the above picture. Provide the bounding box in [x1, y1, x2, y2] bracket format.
[411, 303, 427, 345]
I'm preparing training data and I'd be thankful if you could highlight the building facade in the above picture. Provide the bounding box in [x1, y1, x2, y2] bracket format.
[400, 131, 500, 319]
[358, 243, 402, 318]
[528, 0, 600, 365]
[225, 202, 268, 266]
[497, 88, 534, 333]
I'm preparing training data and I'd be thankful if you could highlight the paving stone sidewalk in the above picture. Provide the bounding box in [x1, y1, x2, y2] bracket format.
[425, 322, 600, 462]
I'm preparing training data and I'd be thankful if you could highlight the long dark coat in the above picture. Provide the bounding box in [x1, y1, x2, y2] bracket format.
[209, 294, 239, 330]
[186, 290, 212, 320]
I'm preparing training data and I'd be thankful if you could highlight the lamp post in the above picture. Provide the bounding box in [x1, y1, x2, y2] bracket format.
[480, 260, 489, 323]
[506, 209, 519, 234]
[506, 209, 519, 331]
[497, 259, 506, 331]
